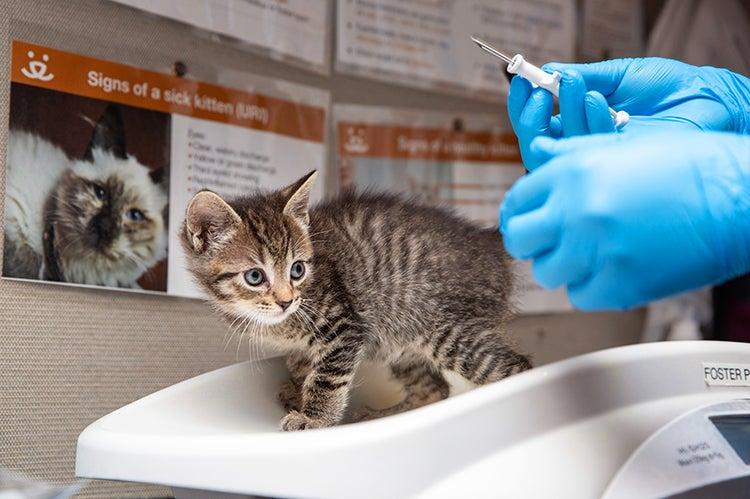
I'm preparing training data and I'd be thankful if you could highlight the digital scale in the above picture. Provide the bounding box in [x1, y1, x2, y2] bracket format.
[76, 341, 750, 498]
[604, 399, 750, 498]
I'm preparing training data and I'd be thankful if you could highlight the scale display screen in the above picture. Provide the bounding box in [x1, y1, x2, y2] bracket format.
[711, 414, 750, 465]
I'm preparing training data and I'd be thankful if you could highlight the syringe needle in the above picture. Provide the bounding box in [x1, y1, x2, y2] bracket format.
[471, 36, 514, 64]
[470, 36, 630, 128]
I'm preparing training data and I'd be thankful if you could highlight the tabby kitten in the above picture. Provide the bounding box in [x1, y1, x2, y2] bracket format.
[3, 105, 168, 288]
[182, 171, 531, 431]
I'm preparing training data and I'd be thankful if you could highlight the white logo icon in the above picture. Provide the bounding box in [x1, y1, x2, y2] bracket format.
[21, 50, 54, 82]
[343, 127, 368, 154]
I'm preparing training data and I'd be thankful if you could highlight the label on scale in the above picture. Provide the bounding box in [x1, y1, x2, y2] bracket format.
[703, 363, 750, 386]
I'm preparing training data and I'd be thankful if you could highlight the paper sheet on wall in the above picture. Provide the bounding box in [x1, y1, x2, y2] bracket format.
[110, 0, 331, 73]
[334, 105, 572, 313]
[580, 0, 644, 61]
[3, 40, 328, 297]
[336, 0, 576, 99]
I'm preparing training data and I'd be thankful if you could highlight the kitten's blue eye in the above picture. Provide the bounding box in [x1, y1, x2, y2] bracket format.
[244, 268, 265, 286]
[93, 184, 105, 200]
[128, 208, 145, 221]
[290, 261, 305, 280]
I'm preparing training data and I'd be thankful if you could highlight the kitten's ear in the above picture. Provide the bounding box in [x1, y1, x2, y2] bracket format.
[281, 170, 317, 225]
[149, 167, 167, 186]
[183, 191, 242, 254]
[84, 104, 127, 161]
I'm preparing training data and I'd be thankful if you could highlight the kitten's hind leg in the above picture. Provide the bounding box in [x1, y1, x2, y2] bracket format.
[278, 350, 311, 412]
[349, 354, 449, 422]
[429, 325, 532, 385]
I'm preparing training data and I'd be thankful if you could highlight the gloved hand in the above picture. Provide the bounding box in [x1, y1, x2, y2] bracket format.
[507, 57, 750, 170]
[500, 131, 750, 310]
[507, 71, 617, 169]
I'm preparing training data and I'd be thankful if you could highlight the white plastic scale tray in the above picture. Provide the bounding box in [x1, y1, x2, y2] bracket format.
[76, 341, 750, 498]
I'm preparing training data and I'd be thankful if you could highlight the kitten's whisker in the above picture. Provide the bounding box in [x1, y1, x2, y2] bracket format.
[297, 305, 315, 331]
[251, 322, 263, 369]
[225, 316, 249, 351]
[247, 332, 255, 365]
[296, 305, 317, 331]
[224, 319, 246, 352]
[255, 323, 270, 373]
[247, 317, 264, 372]
[120, 254, 156, 286]
[295, 308, 317, 337]
[223, 314, 244, 345]
[247, 316, 257, 360]
[299, 300, 330, 328]
[55, 236, 81, 257]
[123, 254, 150, 274]
[298, 306, 323, 337]
[298, 310, 325, 337]
[305, 228, 334, 239]
[248, 321, 257, 359]
[49, 194, 82, 212]
[223, 320, 241, 351]
[236, 317, 253, 361]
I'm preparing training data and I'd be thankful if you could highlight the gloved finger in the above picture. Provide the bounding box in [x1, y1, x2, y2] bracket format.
[507, 76, 534, 131]
[543, 59, 629, 96]
[527, 136, 557, 167]
[531, 239, 592, 290]
[502, 205, 560, 260]
[566, 277, 605, 311]
[500, 167, 554, 221]
[585, 91, 616, 134]
[516, 88, 555, 170]
[518, 87, 554, 139]
[558, 70, 590, 137]
[622, 115, 698, 133]
[530, 133, 626, 160]
[550, 115, 562, 137]
[567, 269, 640, 311]
[650, 99, 730, 131]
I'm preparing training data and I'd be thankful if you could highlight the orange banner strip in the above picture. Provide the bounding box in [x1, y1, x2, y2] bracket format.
[337, 122, 521, 163]
[11, 40, 326, 143]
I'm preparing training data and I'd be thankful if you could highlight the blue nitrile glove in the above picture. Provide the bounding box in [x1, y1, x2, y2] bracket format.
[507, 70, 625, 169]
[500, 130, 750, 310]
[507, 57, 750, 170]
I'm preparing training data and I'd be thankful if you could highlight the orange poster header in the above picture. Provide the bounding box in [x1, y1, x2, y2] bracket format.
[337, 122, 521, 163]
[11, 40, 325, 143]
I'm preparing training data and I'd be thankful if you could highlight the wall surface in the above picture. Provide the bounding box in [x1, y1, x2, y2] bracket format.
[0, 1, 643, 497]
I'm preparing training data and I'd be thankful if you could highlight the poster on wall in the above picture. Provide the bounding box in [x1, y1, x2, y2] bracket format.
[334, 104, 572, 313]
[110, 0, 331, 74]
[3, 40, 328, 298]
[580, 0, 643, 61]
[336, 0, 576, 98]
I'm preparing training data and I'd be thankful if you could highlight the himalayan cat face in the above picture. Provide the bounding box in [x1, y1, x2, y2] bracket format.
[180, 172, 316, 325]
[47, 105, 168, 287]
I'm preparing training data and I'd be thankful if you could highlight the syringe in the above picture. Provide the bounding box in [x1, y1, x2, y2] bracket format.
[471, 36, 629, 129]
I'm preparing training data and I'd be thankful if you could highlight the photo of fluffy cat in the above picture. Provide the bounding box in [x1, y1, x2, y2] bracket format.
[3, 102, 168, 289]
[182, 171, 531, 431]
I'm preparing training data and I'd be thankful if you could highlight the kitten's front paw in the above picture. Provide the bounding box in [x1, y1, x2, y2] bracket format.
[280, 410, 330, 431]
[277, 380, 301, 411]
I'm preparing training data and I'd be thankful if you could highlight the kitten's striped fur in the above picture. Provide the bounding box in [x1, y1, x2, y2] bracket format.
[182, 171, 530, 431]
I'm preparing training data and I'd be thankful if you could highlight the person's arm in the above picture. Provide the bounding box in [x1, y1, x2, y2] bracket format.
[500, 130, 750, 310]
[507, 57, 750, 170]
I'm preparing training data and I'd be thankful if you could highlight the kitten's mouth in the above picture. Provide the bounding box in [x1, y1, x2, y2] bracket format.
[255, 301, 300, 326]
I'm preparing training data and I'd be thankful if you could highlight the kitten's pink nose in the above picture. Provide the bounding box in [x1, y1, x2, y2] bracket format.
[277, 300, 293, 311]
